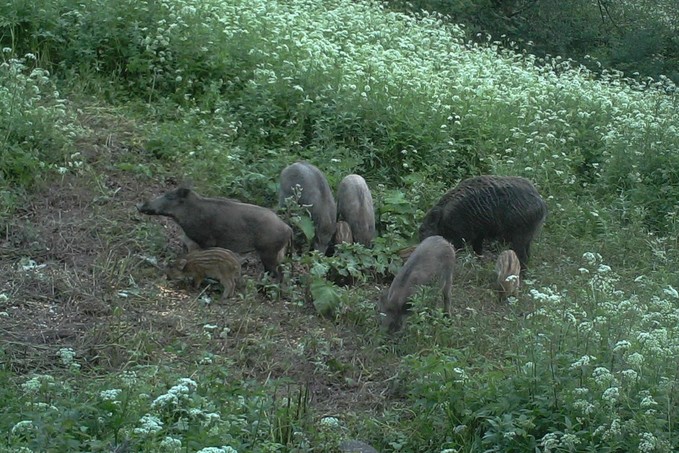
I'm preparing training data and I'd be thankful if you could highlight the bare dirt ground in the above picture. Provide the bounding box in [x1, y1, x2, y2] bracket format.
[0, 105, 512, 419]
[0, 106, 392, 418]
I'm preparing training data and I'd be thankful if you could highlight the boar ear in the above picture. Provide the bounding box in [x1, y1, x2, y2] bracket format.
[178, 258, 188, 270]
[428, 206, 443, 225]
[176, 187, 191, 198]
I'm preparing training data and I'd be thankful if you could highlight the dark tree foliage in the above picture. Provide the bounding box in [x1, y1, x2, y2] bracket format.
[385, 0, 679, 84]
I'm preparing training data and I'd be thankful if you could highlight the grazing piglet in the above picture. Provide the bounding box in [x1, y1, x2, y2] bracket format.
[137, 187, 291, 281]
[377, 235, 456, 332]
[336, 174, 375, 247]
[419, 175, 547, 271]
[495, 249, 521, 302]
[333, 220, 354, 245]
[166, 248, 241, 300]
[279, 161, 336, 254]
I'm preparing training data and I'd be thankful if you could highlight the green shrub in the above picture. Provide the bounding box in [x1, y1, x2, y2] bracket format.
[0, 52, 75, 188]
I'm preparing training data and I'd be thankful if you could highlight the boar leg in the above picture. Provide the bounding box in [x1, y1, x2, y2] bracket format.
[471, 235, 484, 257]
[223, 277, 236, 299]
[258, 250, 282, 282]
[510, 238, 530, 271]
[181, 233, 201, 253]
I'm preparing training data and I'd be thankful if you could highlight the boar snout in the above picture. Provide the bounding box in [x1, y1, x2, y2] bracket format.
[136, 200, 159, 215]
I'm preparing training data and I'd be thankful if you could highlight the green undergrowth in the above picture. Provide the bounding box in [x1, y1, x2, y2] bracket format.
[2, 0, 679, 451]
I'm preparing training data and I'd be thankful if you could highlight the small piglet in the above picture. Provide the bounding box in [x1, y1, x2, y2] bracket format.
[377, 235, 456, 332]
[334, 220, 354, 245]
[166, 248, 241, 300]
[495, 249, 521, 302]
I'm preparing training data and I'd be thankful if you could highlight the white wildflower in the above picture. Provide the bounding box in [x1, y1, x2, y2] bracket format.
[604, 418, 622, 438]
[57, 348, 80, 370]
[573, 399, 595, 415]
[160, 436, 182, 451]
[133, 414, 163, 435]
[453, 367, 469, 383]
[100, 389, 122, 402]
[638, 432, 657, 453]
[621, 369, 638, 381]
[320, 416, 340, 428]
[152, 378, 198, 409]
[582, 252, 601, 265]
[11, 420, 35, 436]
[561, 433, 580, 448]
[570, 355, 594, 370]
[540, 432, 559, 450]
[592, 367, 615, 386]
[196, 447, 238, 453]
[22, 374, 55, 393]
[601, 387, 619, 404]
[613, 340, 631, 352]
[627, 352, 644, 367]
[663, 285, 678, 298]
[121, 371, 138, 387]
[640, 394, 658, 409]
[597, 264, 611, 273]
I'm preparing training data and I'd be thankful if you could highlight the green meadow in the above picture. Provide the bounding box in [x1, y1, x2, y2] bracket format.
[1, 0, 678, 451]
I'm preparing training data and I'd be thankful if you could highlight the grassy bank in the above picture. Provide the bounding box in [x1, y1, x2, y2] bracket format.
[1, 0, 678, 451]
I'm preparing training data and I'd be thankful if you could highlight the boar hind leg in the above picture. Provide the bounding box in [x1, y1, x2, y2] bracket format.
[510, 238, 531, 271]
[227, 277, 237, 297]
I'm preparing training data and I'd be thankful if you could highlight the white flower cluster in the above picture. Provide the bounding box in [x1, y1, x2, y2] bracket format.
[151, 378, 198, 410]
[133, 414, 163, 435]
[99, 388, 123, 402]
[21, 374, 55, 393]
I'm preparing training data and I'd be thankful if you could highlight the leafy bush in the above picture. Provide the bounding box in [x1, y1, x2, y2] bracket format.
[0, 52, 75, 189]
[374, 253, 679, 452]
[1, 362, 326, 452]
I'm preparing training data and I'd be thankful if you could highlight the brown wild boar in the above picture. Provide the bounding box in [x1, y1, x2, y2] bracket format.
[495, 249, 521, 302]
[397, 245, 417, 262]
[336, 174, 375, 247]
[333, 220, 353, 245]
[137, 187, 292, 281]
[377, 235, 456, 332]
[279, 161, 337, 254]
[419, 175, 547, 271]
[166, 248, 241, 300]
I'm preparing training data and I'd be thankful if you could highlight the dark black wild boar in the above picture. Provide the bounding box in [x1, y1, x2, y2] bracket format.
[377, 235, 456, 332]
[137, 188, 292, 281]
[336, 174, 375, 247]
[419, 175, 546, 270]
[279, 161, 336, 254]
